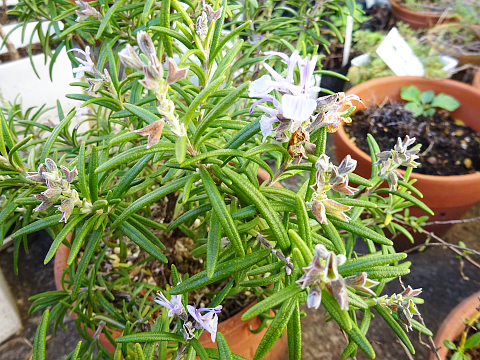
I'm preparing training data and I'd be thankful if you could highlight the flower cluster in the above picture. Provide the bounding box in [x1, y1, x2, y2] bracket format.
[27, 159, 92, 222]
[312, 92, 363, 133]
[119, 31, 190, 148]
[68, 46, 113, 94]
[249, 51, 362, 159]
[249, 50, 319, 143]
[375, 286, 422, 331]
[154, 290, 222, 342]
[75, 0, 101, 23]
[308, 154, 358, 225]
[187, 304, 222, 342]
[375, 135, 420, 191]
[296, 244, 378, 310]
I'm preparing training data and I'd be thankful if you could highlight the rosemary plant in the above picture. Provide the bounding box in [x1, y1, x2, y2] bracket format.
[1, 0, 435, 359]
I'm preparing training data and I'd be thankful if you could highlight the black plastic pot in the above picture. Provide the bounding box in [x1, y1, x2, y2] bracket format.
[319, 63, 351, 96]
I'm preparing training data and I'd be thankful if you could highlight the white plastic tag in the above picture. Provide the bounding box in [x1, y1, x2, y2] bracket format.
[376, 27, 425, 76]
[342, 16, 354, 67]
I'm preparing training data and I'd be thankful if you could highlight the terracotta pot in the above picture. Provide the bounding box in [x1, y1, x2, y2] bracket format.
[389, 0, 459, 29]
[473, 70, 480, 90]
[426, 291, 480, 360]
[425, 24, 480, 67]
[332, 76, 480, 248]
[54, 232, 288, 359]
[456, 54, 480, 67]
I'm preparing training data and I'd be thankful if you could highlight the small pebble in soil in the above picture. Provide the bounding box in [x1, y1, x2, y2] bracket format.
[346, 102, 480, 176]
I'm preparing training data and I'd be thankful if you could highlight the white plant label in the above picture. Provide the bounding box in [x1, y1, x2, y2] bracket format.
[376, 27, 425, 77]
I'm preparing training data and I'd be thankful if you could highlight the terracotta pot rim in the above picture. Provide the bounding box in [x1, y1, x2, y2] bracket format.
[337, 76, 480, 183]
[389, 0, 458, 19]
[427, 291, 480, 360]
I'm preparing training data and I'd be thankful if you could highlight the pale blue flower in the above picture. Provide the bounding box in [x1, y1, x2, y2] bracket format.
[187, 304, 222, 342]
[248, 51, 319, 142]
[67, 46, 98, 79]
[154, 291, 187, 321]
[296, 245, 351, 310]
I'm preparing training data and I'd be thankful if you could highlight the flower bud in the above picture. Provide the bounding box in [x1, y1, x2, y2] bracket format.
[315, 93, 338, 113]
[396, 304, 413, 332]
[305, 142, 316, 155]
[57, 197, 75, 223]
[205, 4, 223, 23]
[314, 244, 329, 260]
[312, 199, 327, 225]
[118, 44, 145, 71]
[315, 154, 330, 174]
[60, 166, 78, 183]
[166, 58, 189, 84]
[331, 277, 349, 310]
[137, 31, 157, 63]
[196, 12, 208, 40]
[337, 155, 357, 175]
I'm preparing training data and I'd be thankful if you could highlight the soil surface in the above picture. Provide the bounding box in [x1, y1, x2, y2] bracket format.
[360, 5, 395, 32]
[71, 192, 255, 330]
[451, 67, 478, 86]
[320, 41, 362, 72]
[345, 102, 480, 176]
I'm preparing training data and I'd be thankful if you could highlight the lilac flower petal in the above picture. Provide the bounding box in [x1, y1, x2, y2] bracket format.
[257, 105, 279, 117]
[259, 115, 279, 142]
[263, 62, 288, 84]
[307, 285, 322, 309]
[323, 251, 340, 282]
[249, 96, 277, 115]
[281, 94, 317, 123]
[312, 199, 327, 225]
[263, 50, 300, 83]
[331, 277, 349, 310]
[249, 75, 275, 97]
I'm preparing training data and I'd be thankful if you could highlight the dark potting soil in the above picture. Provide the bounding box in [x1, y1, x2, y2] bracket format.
[78, 191, 255, 332]
[360, 5, 395, 32]
[345, 102, 480, 176]
[320, 40, 362, 72]
[451, 68, 477, 86]
[447, 328, 480, 359]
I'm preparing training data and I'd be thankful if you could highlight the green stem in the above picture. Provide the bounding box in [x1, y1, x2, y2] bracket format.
[459, 310, 480, 349]
[306, 126, 327, 201]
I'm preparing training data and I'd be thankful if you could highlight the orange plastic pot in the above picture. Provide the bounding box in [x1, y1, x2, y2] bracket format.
[332, 76, 480, 246]
[54, 238, 287, 359]
[426, 291, 480, 360]
[389, 0, 459, 29]
[474, 70, 480, 90]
